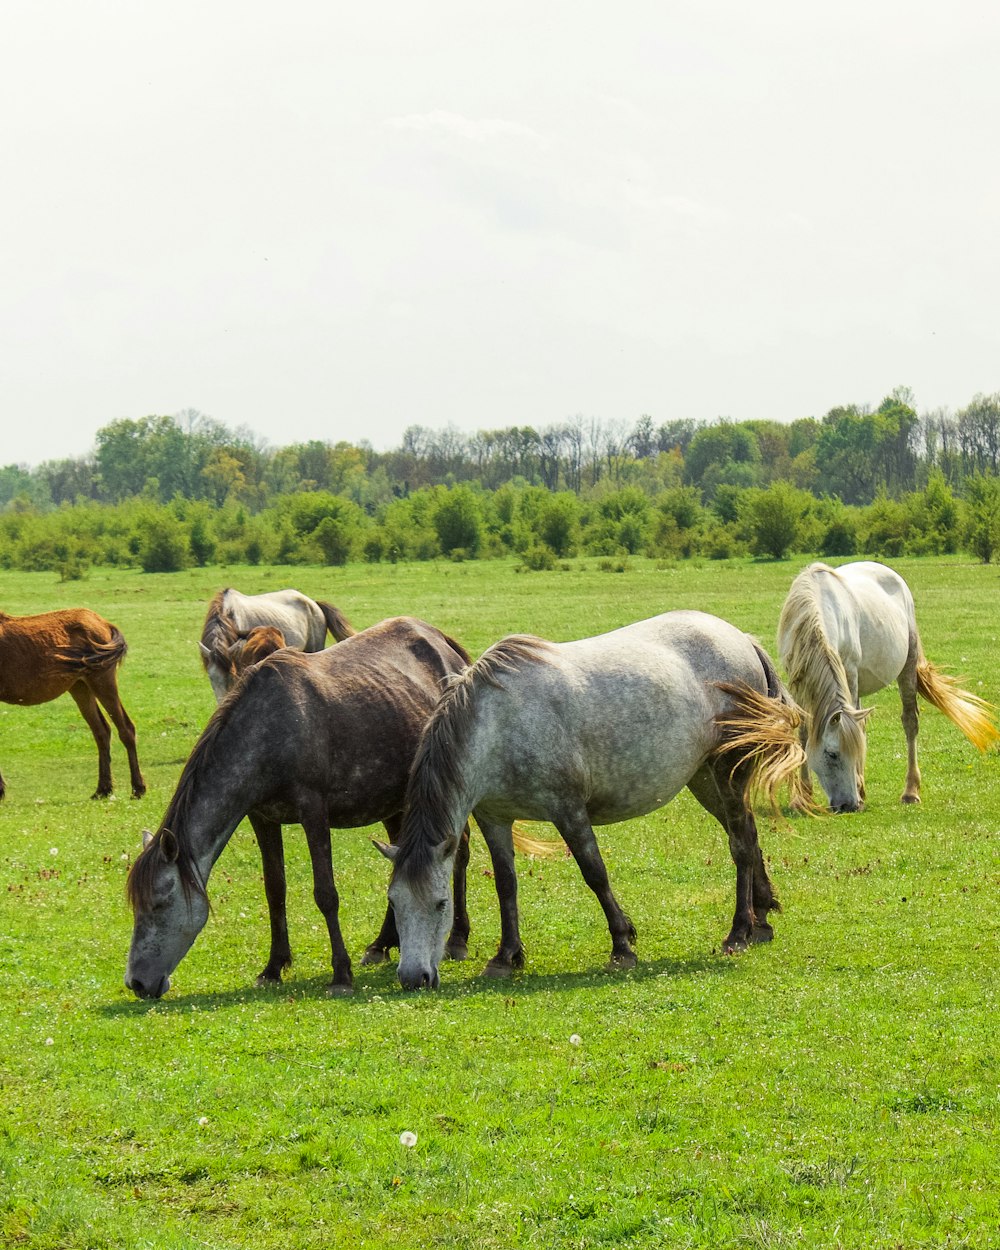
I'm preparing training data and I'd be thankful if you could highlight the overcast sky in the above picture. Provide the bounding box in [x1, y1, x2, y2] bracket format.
[2, 2, 997, 469]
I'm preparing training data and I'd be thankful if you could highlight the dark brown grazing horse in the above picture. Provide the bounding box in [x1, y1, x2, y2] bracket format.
[125, 617, 472, 998]
[0, 608, 145, 800]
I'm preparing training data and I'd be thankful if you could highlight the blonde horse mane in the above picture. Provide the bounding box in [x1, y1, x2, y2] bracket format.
[777, 565, 869, 759]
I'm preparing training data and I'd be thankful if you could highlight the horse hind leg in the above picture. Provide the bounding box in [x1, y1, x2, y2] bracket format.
[898, 660, 921, 804]
[69, 683, 114, 798]
[686, 762, 779, 953]
[91, 671, 145, 798]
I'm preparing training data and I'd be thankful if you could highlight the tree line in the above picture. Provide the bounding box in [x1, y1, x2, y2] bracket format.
[3, 389, 1000, 576]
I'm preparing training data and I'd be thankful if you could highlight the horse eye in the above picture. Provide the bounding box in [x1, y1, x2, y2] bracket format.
[824, 749, 840, 762]
[435, 899, 447, 914]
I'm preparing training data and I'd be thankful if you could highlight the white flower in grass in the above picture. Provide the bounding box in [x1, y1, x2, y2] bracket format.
[49, 847, 58, 856]
[44, 1037, 54, 1046]
[198, 1116, 209, 1127]
[399, 1131, 417, 1148]
[569, 1033, 582, 1046]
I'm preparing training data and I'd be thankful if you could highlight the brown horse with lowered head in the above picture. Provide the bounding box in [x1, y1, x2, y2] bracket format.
[0, 608, 145, 800]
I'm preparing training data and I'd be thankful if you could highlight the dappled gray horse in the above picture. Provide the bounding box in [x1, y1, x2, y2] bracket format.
[126, 617, 472, 999]
[777, 560, 998, 812]
[380, 610, 805, 989]
[199, 587, 354, 701]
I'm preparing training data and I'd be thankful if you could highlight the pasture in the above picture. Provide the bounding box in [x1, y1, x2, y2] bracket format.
[1, 556, 999, 1248]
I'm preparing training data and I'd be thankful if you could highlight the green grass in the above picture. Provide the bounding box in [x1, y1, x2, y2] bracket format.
[2, 556, 1000, 1248]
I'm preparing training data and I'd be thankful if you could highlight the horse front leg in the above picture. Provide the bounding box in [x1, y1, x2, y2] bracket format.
[477, 818, 526, 977]
[301, 806, 353, 995]
[445, 823, 471, 960]
[556, 808, 637, 971]
[249, 814, 291, 985]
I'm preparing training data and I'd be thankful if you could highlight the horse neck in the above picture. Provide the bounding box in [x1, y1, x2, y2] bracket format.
[167, 708, 271, 882]
[785, 591, 853, 728]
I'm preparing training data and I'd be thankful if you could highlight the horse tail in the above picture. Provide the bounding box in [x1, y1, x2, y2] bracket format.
[317, 601, 356, 642]
[511, 821, 562, 858]
[55, 625, 128, 676]
[751, 640, 786, 702]
[916, 659, 1000, 751]
[712, 680, 808, 813]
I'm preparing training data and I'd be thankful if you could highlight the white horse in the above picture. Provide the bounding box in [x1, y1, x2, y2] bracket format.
[199, 587, 354, 701]
[777, 560, 998, 812]
[378, 610, 805, 989]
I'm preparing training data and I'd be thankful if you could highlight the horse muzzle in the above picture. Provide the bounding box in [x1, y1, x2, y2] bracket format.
[830, 799, 864, 814]
[125, 971, 171, 1000]
[397, 965, 440, 991]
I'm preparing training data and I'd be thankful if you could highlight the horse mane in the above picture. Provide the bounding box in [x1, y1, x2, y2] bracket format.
[392, 634, 554, 893]
[125, 679, 254, 913]
[778, 564, 863, 749]
[200, 589, 239, 668]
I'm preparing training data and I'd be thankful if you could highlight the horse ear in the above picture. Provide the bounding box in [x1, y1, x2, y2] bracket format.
[198, 642, 211, 660]
[372, 839, 398, 862]
[438, 835, 459, 861]
[160, 829, 180, 863]
[142, 828, 155, 849]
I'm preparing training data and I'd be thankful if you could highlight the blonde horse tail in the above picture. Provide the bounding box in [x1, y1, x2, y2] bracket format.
[512, 822, 563, 858]
[468, 815, 563, 858]
[712, 681, 810, 813]
[317, 601, 356, 642]
[916, 659, 1000, 751]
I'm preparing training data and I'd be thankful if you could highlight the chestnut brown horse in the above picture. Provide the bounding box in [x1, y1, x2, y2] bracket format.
[230, 625, 287, 675]
[0, 608, 145, 800]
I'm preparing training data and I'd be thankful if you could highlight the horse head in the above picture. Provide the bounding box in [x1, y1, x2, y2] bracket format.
[199, 639, 237, 703]
[377, 835, 459, 989]
[125, 828, 210, 999]
[808, 704, 872, 813]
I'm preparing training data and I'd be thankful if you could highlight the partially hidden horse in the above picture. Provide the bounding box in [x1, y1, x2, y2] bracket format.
[199, 587, 355, 701]
[379, 609, 805, 989]
[0, 608, 145, 801]
[125, 617, 473, 999]
[231, 625, 287, 675]
[777, 560, 999, 812]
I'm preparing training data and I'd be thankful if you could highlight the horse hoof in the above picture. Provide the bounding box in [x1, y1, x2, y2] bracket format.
[900, 794, 921, 805]
[326, 981, 354, 997]
[360, 946, 389, 966]
[723, 934, 750, 954]
[607, 951, 638, 972]
[255, 971, 282, 987]
[481, 960, 514, 979]
[750, 923, 775, 944]
[445, 941, 468, 962]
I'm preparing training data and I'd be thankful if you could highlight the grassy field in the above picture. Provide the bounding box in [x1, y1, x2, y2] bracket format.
[2, 555, 999, 1248]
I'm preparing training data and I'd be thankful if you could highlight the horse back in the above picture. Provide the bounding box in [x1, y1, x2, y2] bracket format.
[0, 608, 125, 704]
